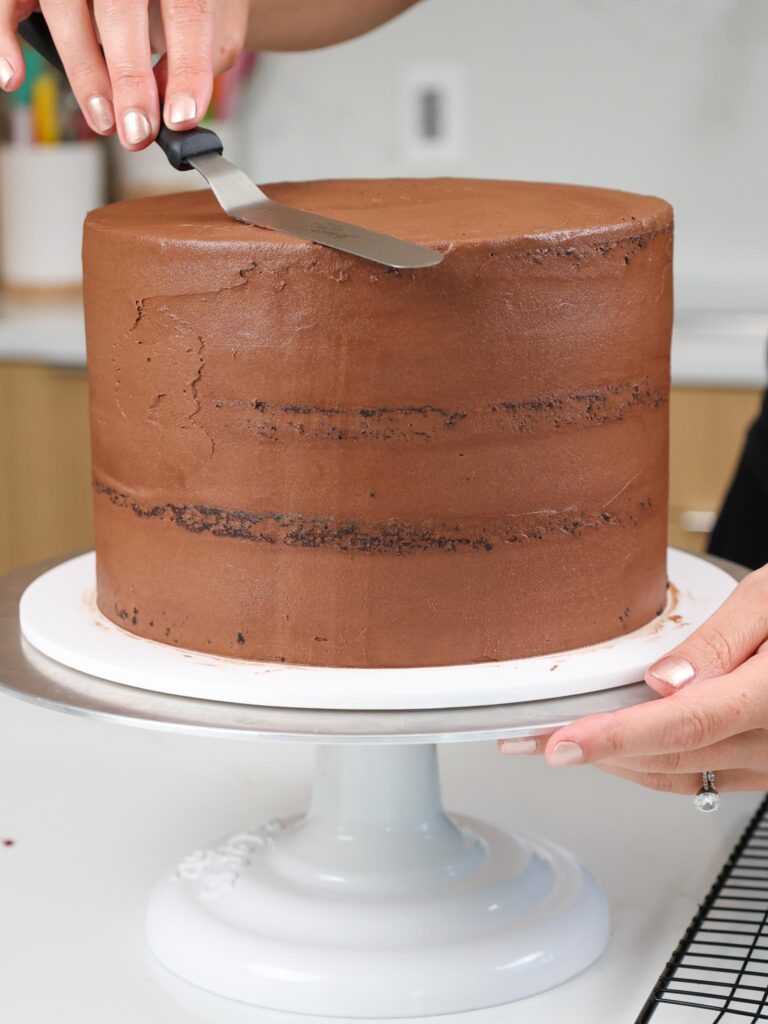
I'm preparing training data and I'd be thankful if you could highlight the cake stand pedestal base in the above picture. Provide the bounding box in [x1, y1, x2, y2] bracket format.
[147, 743, 609, 1018]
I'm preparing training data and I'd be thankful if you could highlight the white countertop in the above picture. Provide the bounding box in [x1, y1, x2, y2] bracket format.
[671, 309, 768, 389]
[0, 300, 765, 389]
[0, 685, 760, 1024]
[0, 297, 86, 367]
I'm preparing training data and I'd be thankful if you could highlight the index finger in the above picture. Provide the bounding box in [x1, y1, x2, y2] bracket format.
[40, 0, 115, 134]
[161, 0, 214, 130]
[543, 651, 768, 766]
[94, 0, 159, 149]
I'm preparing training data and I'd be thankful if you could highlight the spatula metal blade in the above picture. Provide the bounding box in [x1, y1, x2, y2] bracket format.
[189, 153, 443, 270]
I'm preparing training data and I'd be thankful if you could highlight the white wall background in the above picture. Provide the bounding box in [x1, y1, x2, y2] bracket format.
[240, 0, 768, 312]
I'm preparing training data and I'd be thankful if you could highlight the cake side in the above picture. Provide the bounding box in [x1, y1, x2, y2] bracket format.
[84, 178, 672, 668]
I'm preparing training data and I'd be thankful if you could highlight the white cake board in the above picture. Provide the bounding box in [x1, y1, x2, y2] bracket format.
[19, 549, 735, 711]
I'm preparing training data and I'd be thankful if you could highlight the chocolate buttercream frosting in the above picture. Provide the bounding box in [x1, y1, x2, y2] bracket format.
[83, 178, 673, 668]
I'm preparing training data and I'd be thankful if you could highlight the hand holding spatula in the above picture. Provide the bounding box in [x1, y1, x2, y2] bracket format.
[15, 9, 442, 269]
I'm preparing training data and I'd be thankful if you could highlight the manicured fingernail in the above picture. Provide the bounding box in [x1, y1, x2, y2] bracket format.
[122, 108, 151, 145]
[648, 655, 695, 688]
[165, 94, 197, 126]
[499, 738, 539, 755]
[549, 741, 584, 766]
[86, 95, 114, 134]
[0, 58, 15, 89]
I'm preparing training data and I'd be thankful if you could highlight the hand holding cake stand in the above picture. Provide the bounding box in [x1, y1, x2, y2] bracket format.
[0, 548, 739, 1018]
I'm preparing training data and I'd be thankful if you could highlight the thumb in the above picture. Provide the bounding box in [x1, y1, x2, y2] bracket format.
[646, 565, 768, 695]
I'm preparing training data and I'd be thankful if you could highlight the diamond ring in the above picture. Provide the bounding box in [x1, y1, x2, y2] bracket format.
[695, 770, 720, 813]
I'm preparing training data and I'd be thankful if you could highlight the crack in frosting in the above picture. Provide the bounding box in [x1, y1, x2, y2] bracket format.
[93, 480, 652, 556]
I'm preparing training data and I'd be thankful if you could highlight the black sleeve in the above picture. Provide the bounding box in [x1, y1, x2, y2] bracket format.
[708, 389, 768, 570]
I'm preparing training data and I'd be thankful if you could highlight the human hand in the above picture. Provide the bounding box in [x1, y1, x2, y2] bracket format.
[499, 565, 768, 796]
[0, 0, 249, 148]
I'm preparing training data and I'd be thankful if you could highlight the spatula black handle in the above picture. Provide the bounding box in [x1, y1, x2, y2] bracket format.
[18, 13, 224, 172]
[155, 124, 223, 171]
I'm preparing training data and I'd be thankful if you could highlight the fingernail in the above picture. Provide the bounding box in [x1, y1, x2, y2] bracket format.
[648, 655, 696, 688]
[122, 109, 151, 145]
[549, 741, 584, 766]
[86, 95, 114, 134]
[0, 58, 15, 90]
[499, 738, 539, 755]
[165, 94, 197, 126]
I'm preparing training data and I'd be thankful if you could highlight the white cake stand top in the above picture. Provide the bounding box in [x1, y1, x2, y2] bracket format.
[18, 549, 736, 711]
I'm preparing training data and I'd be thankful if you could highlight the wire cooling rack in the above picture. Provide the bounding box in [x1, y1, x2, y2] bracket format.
[637, 795, 768, 1022]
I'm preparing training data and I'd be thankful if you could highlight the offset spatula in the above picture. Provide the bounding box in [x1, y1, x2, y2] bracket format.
[158, 138, 443, 268]
[18, 14, 443, 270]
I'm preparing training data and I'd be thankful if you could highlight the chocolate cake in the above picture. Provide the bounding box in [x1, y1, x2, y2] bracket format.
[83, 178, 673, 668]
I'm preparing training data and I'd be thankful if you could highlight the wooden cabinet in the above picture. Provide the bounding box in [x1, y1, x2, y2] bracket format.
[0, 370, 763, 576]
[669, 388, 763, 554]
[0, 363, 93, 575]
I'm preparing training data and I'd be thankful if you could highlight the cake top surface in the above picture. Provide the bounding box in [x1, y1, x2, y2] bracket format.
[86, 178, 672, 249]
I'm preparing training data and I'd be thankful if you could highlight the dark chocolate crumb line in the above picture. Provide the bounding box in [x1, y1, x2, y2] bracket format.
[211, 380, 666, 445]
[94, 481, 653, 556]
[519, 223, 673, 262]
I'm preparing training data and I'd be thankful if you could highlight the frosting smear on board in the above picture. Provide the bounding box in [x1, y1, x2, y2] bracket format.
[83, 178, 673, 669]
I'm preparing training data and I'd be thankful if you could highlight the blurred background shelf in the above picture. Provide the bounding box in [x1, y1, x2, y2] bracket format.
[668, 385, 763, 554]
[0, 358, 91, 574]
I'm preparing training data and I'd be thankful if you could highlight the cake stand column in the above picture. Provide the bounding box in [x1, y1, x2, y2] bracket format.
[147, 741, 610, 1017]
[286, 744, 486, 884]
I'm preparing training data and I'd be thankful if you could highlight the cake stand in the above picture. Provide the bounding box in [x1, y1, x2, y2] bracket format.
[0, 551, 742, 1019]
